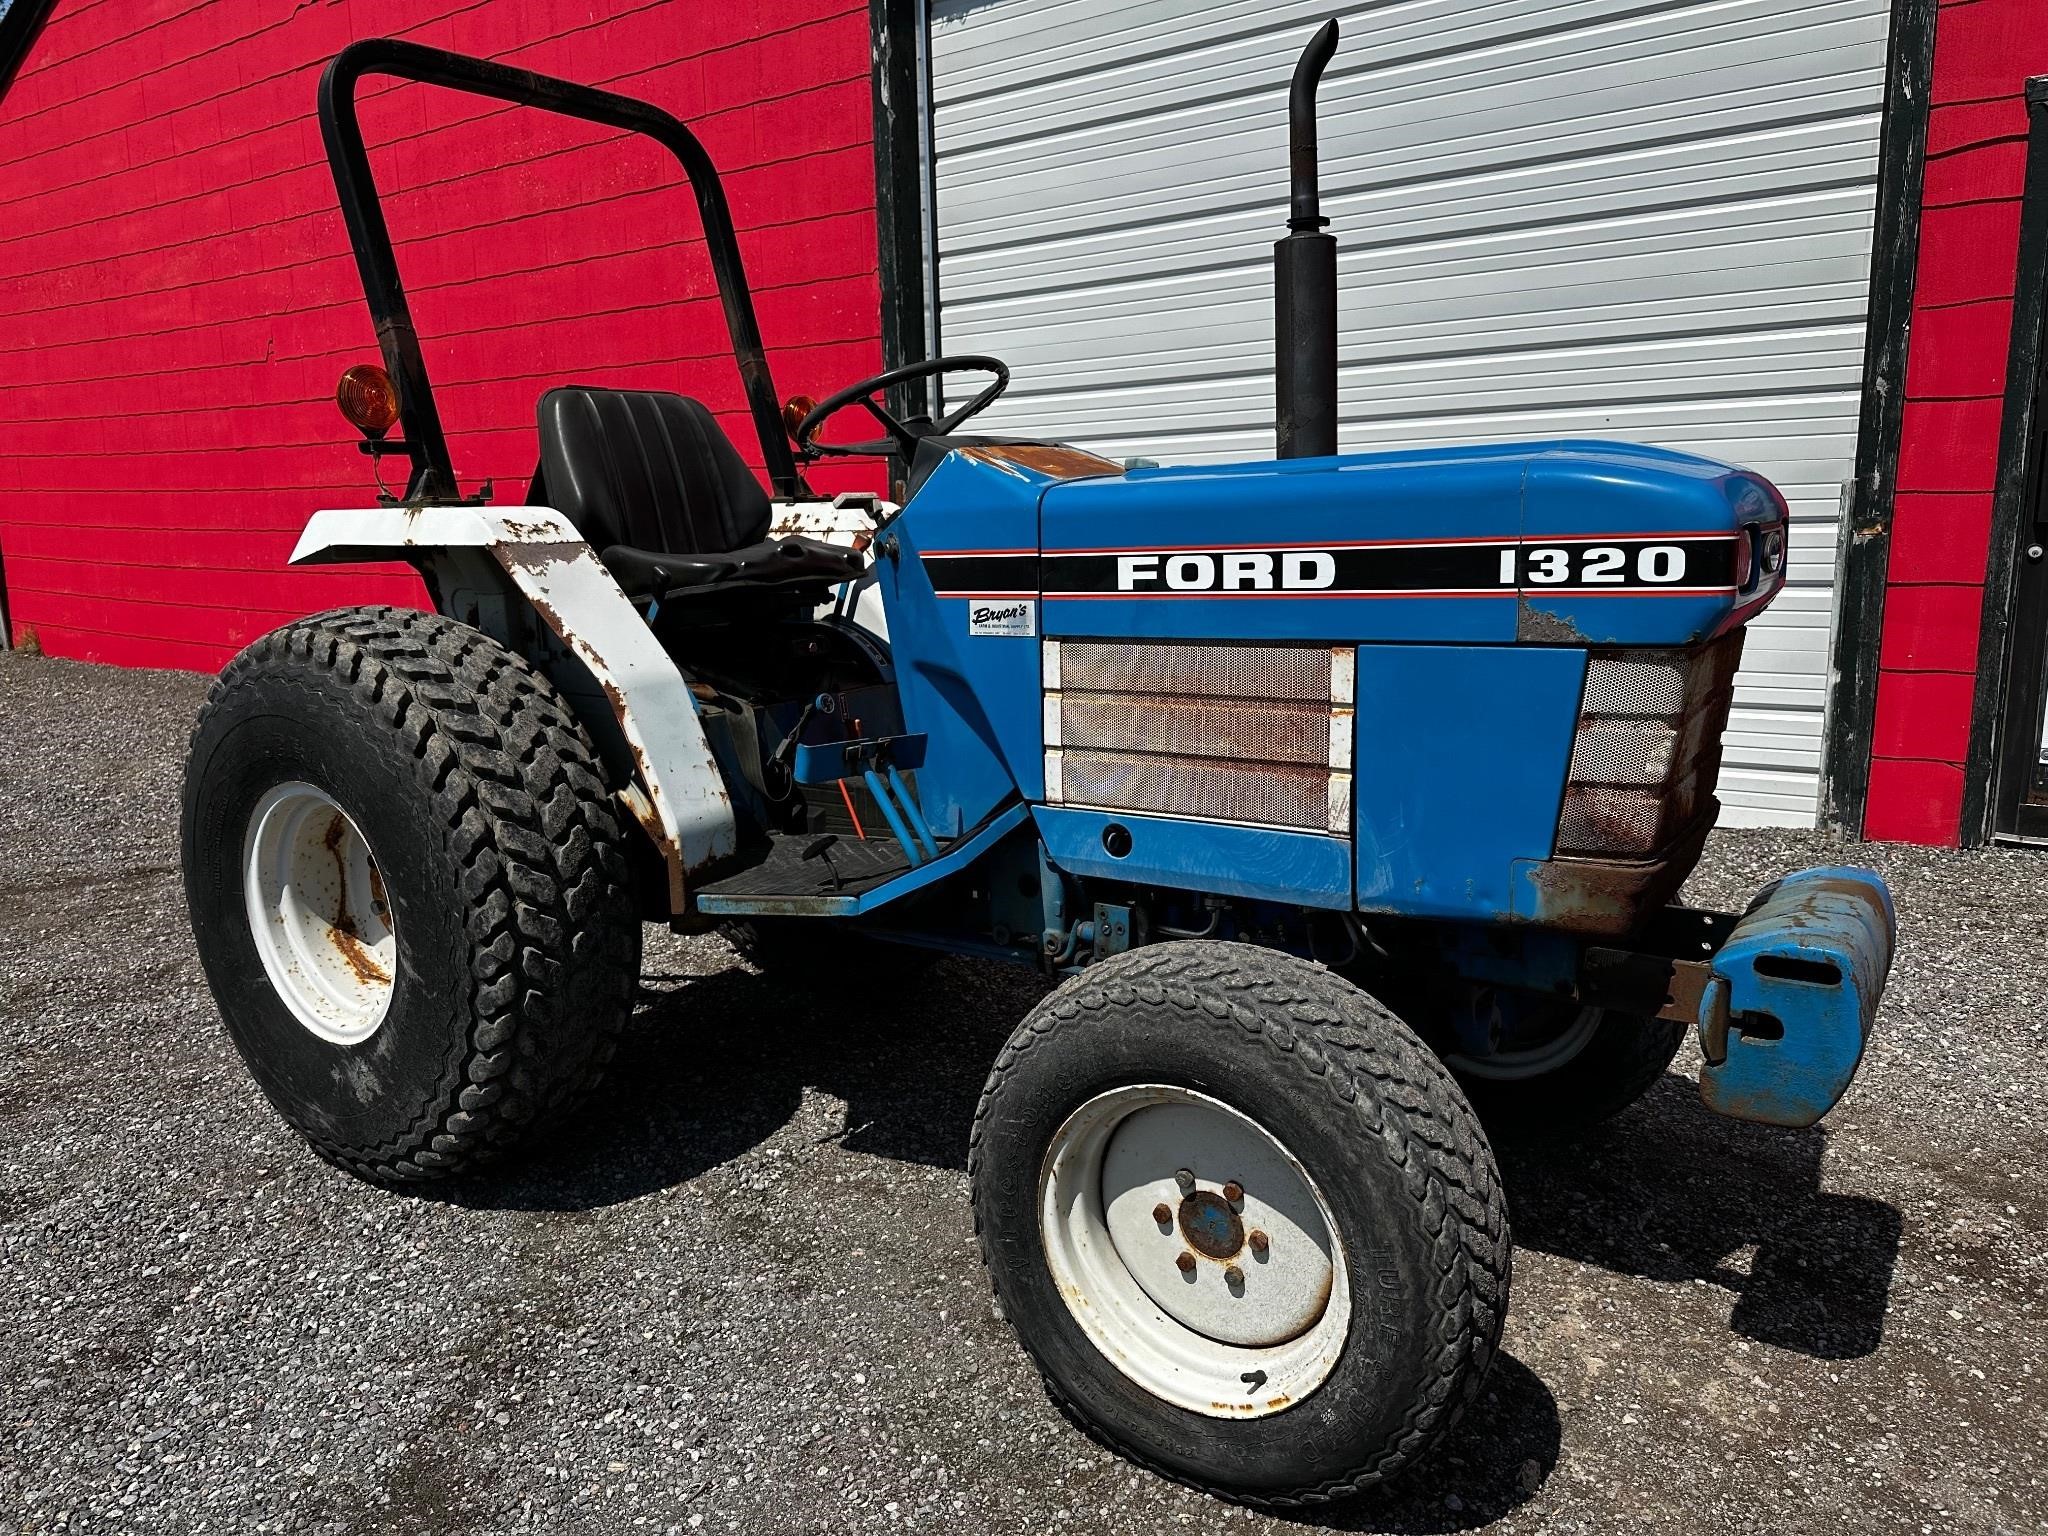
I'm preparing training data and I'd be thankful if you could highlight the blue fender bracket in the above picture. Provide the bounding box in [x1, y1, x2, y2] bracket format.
[1696, 867, 1896, 1128]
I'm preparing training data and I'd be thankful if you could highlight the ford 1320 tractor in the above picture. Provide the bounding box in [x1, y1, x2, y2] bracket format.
[180, 25, 1896, 1508]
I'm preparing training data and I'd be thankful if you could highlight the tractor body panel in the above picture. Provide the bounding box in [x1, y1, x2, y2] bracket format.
[878, 450, 1048, 839]
[885, 436, 1789, 933]
[1032, 806, 1356, 910]
[1351, 643, 1585, 922]
[1028, 442, 1777, 647]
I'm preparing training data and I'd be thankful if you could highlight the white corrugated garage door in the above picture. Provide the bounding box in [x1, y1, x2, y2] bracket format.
[926, 0, 1890, 827]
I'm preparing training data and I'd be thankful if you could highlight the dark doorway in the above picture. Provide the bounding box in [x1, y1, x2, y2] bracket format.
[1990, 539, 2048, 842]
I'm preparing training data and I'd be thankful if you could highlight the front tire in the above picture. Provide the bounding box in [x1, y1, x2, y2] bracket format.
[970, 943, 1509, 1508]
[181, 606, 641, 1183]
[1447, 1006, 1686, 1142]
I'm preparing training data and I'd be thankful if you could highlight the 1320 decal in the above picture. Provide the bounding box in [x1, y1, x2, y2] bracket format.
[1503, 544, 1689, 586]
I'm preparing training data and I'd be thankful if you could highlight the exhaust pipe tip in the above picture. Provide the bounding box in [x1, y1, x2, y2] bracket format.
[1276, 18, 1340, 460]
[1287, 18, 1340, 232]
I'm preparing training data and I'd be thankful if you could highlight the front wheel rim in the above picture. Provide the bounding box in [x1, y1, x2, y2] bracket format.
[1445, 1004, 1603, 1081]
[241, 782, 397, 1045]
[1037, 1084, 1351, 1419]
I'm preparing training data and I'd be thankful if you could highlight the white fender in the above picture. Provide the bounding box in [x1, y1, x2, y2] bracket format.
[293, 504, 732, 907]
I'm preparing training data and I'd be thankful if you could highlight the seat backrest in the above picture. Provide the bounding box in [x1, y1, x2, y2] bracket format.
[536, 387, 770, 556]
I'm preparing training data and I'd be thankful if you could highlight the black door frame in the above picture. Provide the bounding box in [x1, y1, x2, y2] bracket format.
[0, 0, 59, 648]
[1963, 77, 2048, 845]
[1817, 0, 1941, 837]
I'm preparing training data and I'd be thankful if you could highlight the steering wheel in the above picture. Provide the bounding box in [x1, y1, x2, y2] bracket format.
[792, 355, 1009, 460]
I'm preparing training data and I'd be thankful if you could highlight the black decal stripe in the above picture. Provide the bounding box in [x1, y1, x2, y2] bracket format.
[925, 538, 1740, 596]
[923, 553, 1037, 594]
[1043, 539, 1737, 595]
[1043, 545, 1502, 593]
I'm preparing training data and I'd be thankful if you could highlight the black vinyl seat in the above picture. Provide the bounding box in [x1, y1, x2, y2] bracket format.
[534, 387, 863, 599]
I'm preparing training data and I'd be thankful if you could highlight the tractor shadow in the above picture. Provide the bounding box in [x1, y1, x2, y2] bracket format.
[1499, 1075, 1903, 1361]
[1292, 1352, 1560, 1532]
[427, 950, 1046, 1212]
[432, 958, 1900, 1368]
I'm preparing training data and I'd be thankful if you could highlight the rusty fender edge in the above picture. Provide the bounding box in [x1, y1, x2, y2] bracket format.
[1693, 866, 1896, 1129]
[292, 504, 740, 910]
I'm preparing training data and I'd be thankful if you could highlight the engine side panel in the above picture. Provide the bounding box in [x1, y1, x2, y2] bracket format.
[877, 452, 1048, 836]
[1353, 644, 1586, 921]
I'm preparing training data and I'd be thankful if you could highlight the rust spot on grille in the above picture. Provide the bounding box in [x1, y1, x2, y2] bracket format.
[1517, 810, 1714, 937]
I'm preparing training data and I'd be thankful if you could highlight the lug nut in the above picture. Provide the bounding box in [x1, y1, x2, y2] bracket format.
[1151, 1203, 1172, 1225]
[1223, 1264, 1244, 1288]
[1174, 1167, 1195, 1193]
[1248, 1229, 1269, 1254]
[1175, 1252, 1197, 1275]
[1222, 1180, 1244, 1207]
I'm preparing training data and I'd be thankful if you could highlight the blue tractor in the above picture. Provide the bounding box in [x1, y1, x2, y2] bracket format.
[181, 26, 1895, 1508]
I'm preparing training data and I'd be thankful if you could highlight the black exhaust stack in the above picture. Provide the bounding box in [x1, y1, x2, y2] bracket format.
[1275, 18, 1339, 459]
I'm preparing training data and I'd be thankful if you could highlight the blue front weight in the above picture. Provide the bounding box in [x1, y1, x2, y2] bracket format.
[1696, 866, 1896, 1129]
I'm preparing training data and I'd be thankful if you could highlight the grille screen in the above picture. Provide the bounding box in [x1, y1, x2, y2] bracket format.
[1057, 641, 1334, 703]
[1046, 642, 1348, 835]
[1580, 654, 1687, 718]
[1556, 632, 1742, 857]
[1059, 751, 1333, 832]
[1567, 720, 1678, 786]
[1059, 695, 1333, 766]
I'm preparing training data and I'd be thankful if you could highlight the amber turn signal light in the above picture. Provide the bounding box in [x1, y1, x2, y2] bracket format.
[337, 363, 399, 440]
[782, 394, 816, 440]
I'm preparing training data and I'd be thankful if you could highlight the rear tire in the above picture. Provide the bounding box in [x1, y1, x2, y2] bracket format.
[181, 605, 641, 1183]
[970, 943, 1509, 1508]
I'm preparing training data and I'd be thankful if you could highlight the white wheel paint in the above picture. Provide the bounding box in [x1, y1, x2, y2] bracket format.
[1445, 1004, 1602, 1082]
[1038, 1084, 1349, 1418]
[241, 782, 396, 1045]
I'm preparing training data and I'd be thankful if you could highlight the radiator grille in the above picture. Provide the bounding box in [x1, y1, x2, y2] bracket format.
[1045, 642, 1350, 836]
[1556, 631, 1742, 857]
[1058, 695, 1334, 766]
[1579, 653, 1687, 718]
[1059, 752, 1334, 831]
[1056, 641, 1334, 703]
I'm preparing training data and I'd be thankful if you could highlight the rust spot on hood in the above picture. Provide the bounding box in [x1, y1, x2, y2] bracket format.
[1516, 598, 1588, 644]
[961, 444, 1123, 481]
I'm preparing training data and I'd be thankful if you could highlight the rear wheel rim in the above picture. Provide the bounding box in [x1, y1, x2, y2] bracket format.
[241, 782, 397, 1045]
[1037, 1084, 1350, 1419]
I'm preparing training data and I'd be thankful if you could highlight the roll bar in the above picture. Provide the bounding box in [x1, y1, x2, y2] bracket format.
[318, 39, 801, 502]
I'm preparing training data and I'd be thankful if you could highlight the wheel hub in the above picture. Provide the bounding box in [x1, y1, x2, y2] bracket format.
[1177, 1189, 1244, 1259]
[1038, 1085, 1351, 1416]
[242, 782, 396, 1045]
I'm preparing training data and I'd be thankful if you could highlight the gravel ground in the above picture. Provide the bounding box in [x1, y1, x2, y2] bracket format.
[2, 646, 2044, 1536]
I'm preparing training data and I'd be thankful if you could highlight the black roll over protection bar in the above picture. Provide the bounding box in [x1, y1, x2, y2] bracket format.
[317, 39, 801, 503]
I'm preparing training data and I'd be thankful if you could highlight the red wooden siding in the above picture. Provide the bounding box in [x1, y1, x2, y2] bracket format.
[0, 0, 884, 671]
[1867, 0, 2045, 844]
